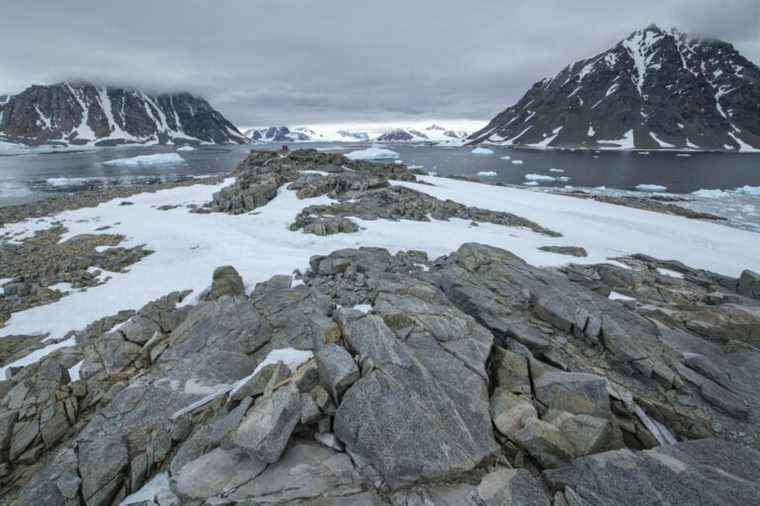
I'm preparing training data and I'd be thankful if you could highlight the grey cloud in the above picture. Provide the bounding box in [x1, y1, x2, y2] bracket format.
[1, 1, 758, 125]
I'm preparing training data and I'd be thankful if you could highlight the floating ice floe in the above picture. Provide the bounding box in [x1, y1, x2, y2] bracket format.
[549, 168, 565, 173]
[525, 174, 557, 182]
[176, 145, 195, 152]
[500, 155, 511, 160]
[103, 153, 186, 167]
[477, 171, 498, 177]
[345, 145, 400, 161]
[635, 184, 667, 192]
[511, 160, 524, 165]
[471, 147, 495, 155]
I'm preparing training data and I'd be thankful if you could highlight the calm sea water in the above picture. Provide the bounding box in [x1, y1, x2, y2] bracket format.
[1, 143, 759, 231]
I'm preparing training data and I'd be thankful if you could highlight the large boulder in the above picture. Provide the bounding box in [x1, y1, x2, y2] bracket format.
[334, 307, 498, 489]
[207, 265, 245, 300]
[231, 384, 303, 463]
[315, 344, 360, 402]
[738, 269, 760, 300]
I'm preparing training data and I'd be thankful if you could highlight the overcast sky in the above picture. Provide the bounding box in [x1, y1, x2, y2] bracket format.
[2, 1, 759, 126]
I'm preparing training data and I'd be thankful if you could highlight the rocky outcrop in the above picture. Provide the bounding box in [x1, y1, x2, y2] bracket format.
[0, 81, 246, 147]
[0, 226, 152, 328]
[471, 25, 760, 151]
[207, 149, 560, 238]
[3, 231, 760, 501]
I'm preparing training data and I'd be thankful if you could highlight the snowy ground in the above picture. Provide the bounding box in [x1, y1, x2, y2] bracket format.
[2, 175, 759, 374]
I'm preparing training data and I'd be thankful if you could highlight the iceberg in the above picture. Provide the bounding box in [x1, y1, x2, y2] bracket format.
[525, 174, 556, 182]
[345, 145, 400, 161]
[103, 153, 186, 167]
[477, 171, 497, 177]
[635, 184, 667, 192]
[471, 147, 495, 155]
[176, 145, 195, 152]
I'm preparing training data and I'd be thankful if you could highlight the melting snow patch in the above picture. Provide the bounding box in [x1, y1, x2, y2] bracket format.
[68, 360, 83, 382]
[346, 145, 399, 161]
[352, 304, 373, 313]
[478, 171, 498, 177]
[609, 291, 636, 302]
[471, 147, 495, 155]
[635, 184, 667, 192]
[656, 268, 684, 279]
[103, 153, 185, 167]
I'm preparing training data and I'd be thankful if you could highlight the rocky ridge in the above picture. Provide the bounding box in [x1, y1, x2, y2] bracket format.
[1, 150, 760, 504]
[470, 25, 760, 151]
[0, 82, 246, 147]
[207, 150, 559, 238]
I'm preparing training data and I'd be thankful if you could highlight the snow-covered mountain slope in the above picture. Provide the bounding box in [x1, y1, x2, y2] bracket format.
[243, 126, 324, 143]
[243, 123, 471, 144]
[0, 82, 246, 147]
[470, 25, 760, 152]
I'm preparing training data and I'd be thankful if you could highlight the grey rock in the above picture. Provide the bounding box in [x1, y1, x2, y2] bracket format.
[539, 246, 588, 257]
[543, 439, 760, 504]
[0, 410, 18, 455]
[490, 346, 532, 396]
[490, 389, 538, 437]
[738, 269, 760, 300]
[315, 344, 360, 402]
[477, 468, 550, 505]
[228, 363, 288, 403]
[231, 384, 303, 463]
[514, 419, 575, 469]
[173, 447, 266, 500]
[207, 265, 245, 300]
[533, 371, 611, 419]
[334, 311, 497, 489]
[226, 440, 363, 503]
[545, 410, 616, 457]
[78, 435, 128, 505]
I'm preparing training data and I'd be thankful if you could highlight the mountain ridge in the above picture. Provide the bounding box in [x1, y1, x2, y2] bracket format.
[470, 25, 760, 151]
[0, 81, 246, 147]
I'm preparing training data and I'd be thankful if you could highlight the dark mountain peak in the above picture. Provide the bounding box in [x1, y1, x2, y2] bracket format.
[0, 82, 245, 147]
[470, 26, 760, 152]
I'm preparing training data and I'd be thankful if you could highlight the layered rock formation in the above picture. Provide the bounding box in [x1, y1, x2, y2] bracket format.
[471, 25, 760, 151]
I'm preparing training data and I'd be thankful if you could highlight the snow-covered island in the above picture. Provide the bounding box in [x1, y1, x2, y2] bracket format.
[2, 148, 760, 504]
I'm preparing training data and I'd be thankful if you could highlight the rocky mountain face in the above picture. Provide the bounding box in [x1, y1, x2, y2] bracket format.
[3, 150, 760, 504]
[471, 25, 760, 151]
[0, 82, 246, 147]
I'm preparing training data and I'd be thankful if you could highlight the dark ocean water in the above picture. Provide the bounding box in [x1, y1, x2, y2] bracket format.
[1, 142, 758, 208]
